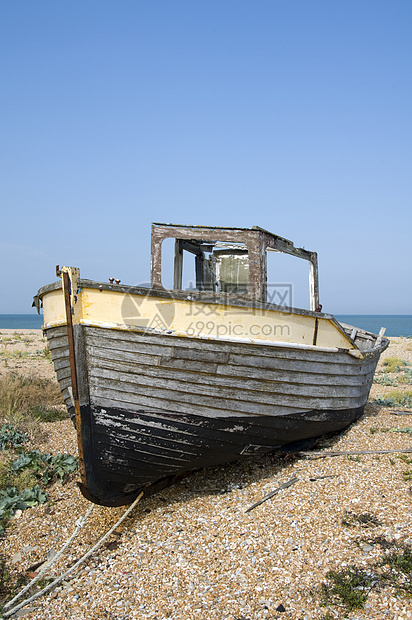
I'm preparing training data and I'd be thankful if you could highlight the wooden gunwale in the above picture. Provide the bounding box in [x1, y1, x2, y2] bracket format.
[37, 278, 354, 345]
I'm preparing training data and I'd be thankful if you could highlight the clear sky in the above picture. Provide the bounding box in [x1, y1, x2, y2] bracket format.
[1, 1, 411, 314]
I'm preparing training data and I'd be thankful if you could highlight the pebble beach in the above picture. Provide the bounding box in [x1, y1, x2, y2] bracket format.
[1, 329, 412, 620]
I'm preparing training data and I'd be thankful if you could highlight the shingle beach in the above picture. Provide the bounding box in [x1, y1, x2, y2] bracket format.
[1, 330, 411, 620]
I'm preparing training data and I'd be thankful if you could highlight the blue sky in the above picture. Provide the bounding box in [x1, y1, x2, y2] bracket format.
[1, 1, 411, 314]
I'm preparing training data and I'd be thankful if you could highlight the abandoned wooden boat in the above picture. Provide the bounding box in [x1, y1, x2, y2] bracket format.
[34, 223, 389, 506]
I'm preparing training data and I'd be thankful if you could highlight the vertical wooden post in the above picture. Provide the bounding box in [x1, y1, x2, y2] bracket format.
[150, 225, 164, 288]
[195, 253, 204, 290]
[62, 270, 86, 485]
[309, 252, 319, 312]
[246, 232, 266, 302]
[259, 237, 268, 302]
[173, 239, 183, 289]
[375, 327, 386, 348]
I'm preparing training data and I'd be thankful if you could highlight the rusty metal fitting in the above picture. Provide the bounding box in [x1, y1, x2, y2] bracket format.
[109, 278, 115, 284]
[115, 279, 121, 285]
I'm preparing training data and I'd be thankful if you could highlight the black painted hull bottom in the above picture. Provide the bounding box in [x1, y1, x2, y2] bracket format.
[79, 405, 364, 506]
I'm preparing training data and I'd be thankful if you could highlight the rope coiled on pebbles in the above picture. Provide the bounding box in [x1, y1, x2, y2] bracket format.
[3, 492, 144, 618]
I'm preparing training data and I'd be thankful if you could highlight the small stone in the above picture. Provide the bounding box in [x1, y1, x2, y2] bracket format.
[276, 604, 286, 612]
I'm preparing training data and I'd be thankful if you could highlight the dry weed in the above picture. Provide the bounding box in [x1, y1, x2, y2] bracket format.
[0, 373, 65, 442]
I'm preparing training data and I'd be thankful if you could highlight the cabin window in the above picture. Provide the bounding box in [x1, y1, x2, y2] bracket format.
[160, 237, 176, 289]
[161, 237, 250, 293]
[266, 250, 310, 310]
[212, 244, 249, 294]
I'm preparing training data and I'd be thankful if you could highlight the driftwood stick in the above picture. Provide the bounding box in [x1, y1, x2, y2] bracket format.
[300, 448, 412, 458]
[245, 477, 299, 513]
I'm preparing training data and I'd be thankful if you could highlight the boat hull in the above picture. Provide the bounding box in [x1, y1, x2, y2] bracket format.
[79, 403, 364, 505]
[44, 322, 387, 505]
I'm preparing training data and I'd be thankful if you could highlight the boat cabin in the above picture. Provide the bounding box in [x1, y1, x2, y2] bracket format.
[151, 223, 320, 311]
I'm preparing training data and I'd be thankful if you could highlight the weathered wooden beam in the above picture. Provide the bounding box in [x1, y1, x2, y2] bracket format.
[351, 328, 358, 341]
[301, 448, 412, 458]
[195, 253, 204, 290]
[264, 234, 314, 262]
[173, 240, 183, 290]
[245, 477, 299, 513]
[62, 270, 86, 486]
[309, 252, 319, 312]
[180, 240, 203, 255]
[375, 327, 386, 348]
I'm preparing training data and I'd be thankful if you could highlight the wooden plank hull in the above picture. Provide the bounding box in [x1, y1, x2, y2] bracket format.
[44, 323, 387, 505]
[80, 404, 364, 504]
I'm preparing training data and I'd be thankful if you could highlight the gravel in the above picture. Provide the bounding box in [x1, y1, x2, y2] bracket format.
[1, 332, 412, 619]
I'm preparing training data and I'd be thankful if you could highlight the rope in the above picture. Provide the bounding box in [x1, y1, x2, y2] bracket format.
[3, 492, 144, 618]
[3, 505, 94, 611]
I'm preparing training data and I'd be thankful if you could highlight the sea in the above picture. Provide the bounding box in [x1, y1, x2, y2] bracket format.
[0, 314, 44, 330]
[0, 313, 411, 337]
[335, 316, 412, 338]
